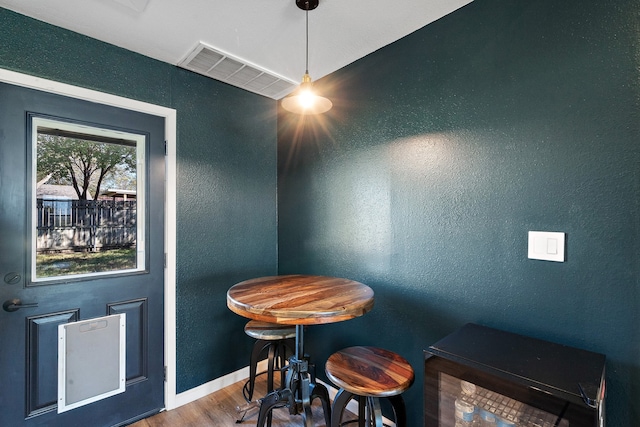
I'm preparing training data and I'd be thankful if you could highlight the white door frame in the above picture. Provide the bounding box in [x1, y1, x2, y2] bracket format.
[0, 68, 180, 411]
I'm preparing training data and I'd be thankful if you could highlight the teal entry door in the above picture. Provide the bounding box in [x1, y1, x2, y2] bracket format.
[0, 81, 165, 426]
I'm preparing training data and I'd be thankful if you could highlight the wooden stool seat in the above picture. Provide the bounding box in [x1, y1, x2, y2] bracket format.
[325, 346, 415, 427]
[244, 320, 296, 340]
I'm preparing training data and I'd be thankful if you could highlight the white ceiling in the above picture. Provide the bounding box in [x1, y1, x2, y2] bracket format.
[0, 0, 473, 98]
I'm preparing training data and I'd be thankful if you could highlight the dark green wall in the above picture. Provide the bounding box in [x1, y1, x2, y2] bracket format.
[3, 0, 640, 424]
[0, 8, 278, 393]
[278, 0, 639, 425]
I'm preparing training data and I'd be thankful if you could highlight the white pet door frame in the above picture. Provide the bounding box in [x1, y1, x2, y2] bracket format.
[57, 314, 126, 413]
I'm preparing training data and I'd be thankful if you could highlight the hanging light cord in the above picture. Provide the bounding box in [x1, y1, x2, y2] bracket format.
[305, 5, 309, 75]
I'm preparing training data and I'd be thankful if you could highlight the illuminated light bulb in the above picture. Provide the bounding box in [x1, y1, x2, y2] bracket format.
[299, 90, 315, 109]
[281, 74, 332, 115]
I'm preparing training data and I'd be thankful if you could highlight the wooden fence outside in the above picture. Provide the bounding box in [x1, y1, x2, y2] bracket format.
[36, 198, 136, 252]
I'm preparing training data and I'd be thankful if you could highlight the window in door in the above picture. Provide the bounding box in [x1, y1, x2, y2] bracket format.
[31, 116, 147, 282]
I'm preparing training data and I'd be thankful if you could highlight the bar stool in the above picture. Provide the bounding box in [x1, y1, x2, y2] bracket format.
[243, 320, 296, 402]
[325, 346, 415, 427]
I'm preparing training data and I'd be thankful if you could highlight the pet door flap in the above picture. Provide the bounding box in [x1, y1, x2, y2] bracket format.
[57, 313, 126, 413]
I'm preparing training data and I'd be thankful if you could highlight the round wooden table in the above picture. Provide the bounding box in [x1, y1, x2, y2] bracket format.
[227, 274, 375, 325]
[227, 275, 375, 427]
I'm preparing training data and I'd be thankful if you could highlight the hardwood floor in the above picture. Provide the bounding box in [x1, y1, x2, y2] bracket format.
[129, 375, 352, 427]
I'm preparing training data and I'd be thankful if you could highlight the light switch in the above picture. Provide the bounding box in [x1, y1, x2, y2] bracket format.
[528, 231, 565, 262]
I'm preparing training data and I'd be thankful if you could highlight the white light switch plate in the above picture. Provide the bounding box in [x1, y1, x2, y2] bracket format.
[528, 231, 565, 262]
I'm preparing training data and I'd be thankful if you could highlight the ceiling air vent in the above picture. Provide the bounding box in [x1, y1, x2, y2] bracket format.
[178, 42, 297, 100]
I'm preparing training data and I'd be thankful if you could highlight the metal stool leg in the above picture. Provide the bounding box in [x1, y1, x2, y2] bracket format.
[366, 397, 383, 427]
[309, 380, 332, 426]
[331, 388, 355, 427]
[256, 388, 292, 427]
[266, 341, 277, 393]
[388, 395, 407, 427]
[358, 395, 367, 427]
[245, 339, 271, 401]
[331, 391, 392, 427]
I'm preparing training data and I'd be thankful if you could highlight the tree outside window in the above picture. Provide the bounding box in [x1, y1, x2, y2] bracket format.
[35, 130, 139, 278]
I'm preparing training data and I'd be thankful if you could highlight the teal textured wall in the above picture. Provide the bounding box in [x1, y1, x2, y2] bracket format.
[278, 0, 640, 425]
[3, 0, 640, 424]
[0, 8, 278, 393]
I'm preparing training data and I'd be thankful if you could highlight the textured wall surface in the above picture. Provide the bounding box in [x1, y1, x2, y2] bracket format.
[278, 0, 640, 425]
[0, 8, 278, 393]
[171, 70, 278, 389]
[3, 0, 640, 424]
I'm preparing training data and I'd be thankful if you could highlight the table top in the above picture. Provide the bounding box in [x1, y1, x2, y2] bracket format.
[227, 275, 375, 325]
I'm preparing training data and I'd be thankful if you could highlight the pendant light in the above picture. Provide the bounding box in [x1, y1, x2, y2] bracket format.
[281, 0, 332, 115]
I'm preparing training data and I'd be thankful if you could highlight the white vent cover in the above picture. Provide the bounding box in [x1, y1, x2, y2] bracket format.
[179, 42, 298, 100]
[111, 0, 149, 13]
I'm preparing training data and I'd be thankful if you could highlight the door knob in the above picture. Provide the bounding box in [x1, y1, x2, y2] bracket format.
[3, 299, 38, 312]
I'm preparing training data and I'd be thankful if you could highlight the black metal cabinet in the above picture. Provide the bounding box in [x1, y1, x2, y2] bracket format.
[424, 323, 606, 427]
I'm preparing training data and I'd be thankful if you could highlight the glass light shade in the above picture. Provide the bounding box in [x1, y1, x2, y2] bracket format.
[281, 74, 332, 115]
